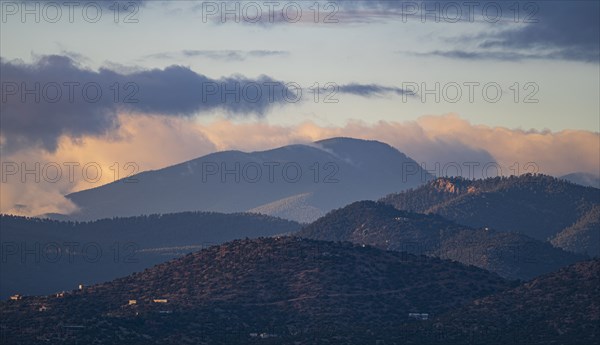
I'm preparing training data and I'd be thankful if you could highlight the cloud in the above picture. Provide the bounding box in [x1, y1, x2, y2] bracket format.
[195, 114, 600, 180]
[2, 113, 597, 217]
[338, 83, 415, 97]
[351, 1, 600, 63]
[0, 114, 218, 216]
[21, 0, 146, 9]
[402, 1, 600, 63]
[146, 50, 289, 61]
[0, 54, 293, 153]
[475, 1, 600, 63]
[409, 50, 583, 62]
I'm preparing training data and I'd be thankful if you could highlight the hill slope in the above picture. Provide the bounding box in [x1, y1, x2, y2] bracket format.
[380, 174, 600, 244]
[248, 192, 325, 223]
[298, 201, 586, 280]
[561, 172, 600, 188]
[0, 212, 300, 298]
[0, 237, 512, 345]
[65, 137, 430, 222]
[422, 259, 600, 344]
[551, 205, 600, 257]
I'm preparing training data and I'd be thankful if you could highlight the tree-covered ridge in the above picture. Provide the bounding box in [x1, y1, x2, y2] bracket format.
[0, 211, 301, 254]
[0, 212, 301, 298]
[298, 201, 586, 280]
[551, 205, 600, 257]
[423, 259, 600, 344]
[0, 237, 512, 345]
[380, 174, 600, 245]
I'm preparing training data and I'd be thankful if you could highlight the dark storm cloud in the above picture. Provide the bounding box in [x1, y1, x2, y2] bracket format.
[338, 83, 415, 97]
[391, 1, 599, 63]
[474, 1, 600, 63]
[0, 55, 292, 153]
[308, 1, 600, 63]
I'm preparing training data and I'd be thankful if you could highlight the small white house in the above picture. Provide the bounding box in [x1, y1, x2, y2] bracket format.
[259, 333, 277, 339]
[408, 312, 429, 320]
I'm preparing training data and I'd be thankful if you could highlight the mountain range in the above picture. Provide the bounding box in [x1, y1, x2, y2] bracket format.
[3, 137, 599, 344]
[380, 174, 600, 256]
[298, 200, 586, 280]
[0, 212, 300, 298]
[63, 138, 431, 223]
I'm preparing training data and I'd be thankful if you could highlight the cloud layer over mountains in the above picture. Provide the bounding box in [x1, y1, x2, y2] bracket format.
[2, 112, 597, 216]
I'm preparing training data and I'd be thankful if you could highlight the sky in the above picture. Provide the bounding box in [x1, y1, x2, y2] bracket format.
[1, 0, 599, 215]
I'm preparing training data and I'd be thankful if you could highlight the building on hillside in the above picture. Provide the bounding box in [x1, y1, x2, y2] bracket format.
[250, 332, 278, 339]
[10, 294, 22, 300]
[408, 312, 429, 320]
[260, 333, 277, 339]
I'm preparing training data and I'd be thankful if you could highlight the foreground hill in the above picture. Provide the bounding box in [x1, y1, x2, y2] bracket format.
[419, 259, 600, 344]
[298, 201, 586, 280]
[0, 237, 512, 345]
[380, 174, 600, 249]
[0, 212, 300, 298]
[64, 137, 430, 222]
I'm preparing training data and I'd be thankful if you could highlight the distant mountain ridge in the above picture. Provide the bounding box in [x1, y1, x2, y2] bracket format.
[0, 212, 300, 298]
[380, 174, 600, 253]
[560, 172, 600, 188]
[248, 192, 325, 223]
[298, 201, 586, 280]
[551, 205, 600, 257]
[64, 137, 430, 222]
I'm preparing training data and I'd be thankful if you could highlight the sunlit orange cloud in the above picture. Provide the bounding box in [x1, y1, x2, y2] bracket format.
[0, 114, 216, 216]
[1, 113, 598, 216]
[197, 114, 599, 178]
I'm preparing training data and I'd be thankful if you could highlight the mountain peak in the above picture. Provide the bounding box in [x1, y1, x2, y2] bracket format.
[315, 136, 389, 146]
[65, 138, 428, 222]
[315, 137, 400, 155]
